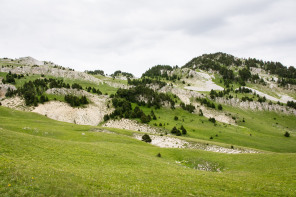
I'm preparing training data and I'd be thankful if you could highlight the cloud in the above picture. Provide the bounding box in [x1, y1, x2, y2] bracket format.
[0, 0, 295, 76]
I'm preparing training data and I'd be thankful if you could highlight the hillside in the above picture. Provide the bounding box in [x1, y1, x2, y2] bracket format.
[0, 53, 296, 196]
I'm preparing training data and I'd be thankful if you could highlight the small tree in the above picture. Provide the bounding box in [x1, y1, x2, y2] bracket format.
[176, 130, 182, 136]
[142, 134, 152, 143]
[180, 125, 187, 135]
[199, 109, 203, 116]
[284, 131, 290, 137]
[218, 104, 223, 110]
[209, 117, 216, 123]
[171, 126, 178, 134]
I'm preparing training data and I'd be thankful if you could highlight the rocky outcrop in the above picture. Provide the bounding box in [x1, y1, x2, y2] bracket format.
[0, 96, 33, 111]
[158, 85, 204, 105]
[215, 97, 296, 115]
[0, 84, 17, 99]
[32, 88, 113, 125]
[133, 133, 258, 153]
[196, 105, 236, 125]
[33, 100, 111, 126]
[0, 65, 103, 84]
[102, 119, 162, 134]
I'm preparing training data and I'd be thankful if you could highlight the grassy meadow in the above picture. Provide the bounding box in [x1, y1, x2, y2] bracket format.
[1, 106, 296, 196]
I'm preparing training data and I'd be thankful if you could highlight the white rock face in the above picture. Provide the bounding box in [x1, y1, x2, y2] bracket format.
[238, 87, 296, 104]
[158, 85, 204, 105]
[1, 96, 33, 111]
[32, 88, 112, 125]
[197, 105, 236, 125]
[134, 134, 189, 148]
[33, 101, 109, 125]
[0, 65, 103, 84]
[183, 69, 224, 91]
[18, 57, 44, 66]
[236, 87, 296, 103]
[103, 119, 160, 134]
[133, 133, 258, 153]
[215, 97, 296, 115]
[0, 84, 17, 98]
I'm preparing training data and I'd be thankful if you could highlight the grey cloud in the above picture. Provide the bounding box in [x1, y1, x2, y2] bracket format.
[0, 0, 295, 76]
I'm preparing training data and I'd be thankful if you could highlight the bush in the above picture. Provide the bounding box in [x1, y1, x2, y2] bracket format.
[103, 114, 110, 121]
[176, 130, 182, 136]
[284, 131, 290, 137]
[64, 95, 89, 107]
[142, 134, 152, 143]
[218, 104, 223, 110]
[209, 117, 216, 123]
[199, 109, 203, 116]
[156, 153, 161, 157]
[180, 125, 187, 135]
[171, 126, 178, 134]
[174, 116, 178, 121]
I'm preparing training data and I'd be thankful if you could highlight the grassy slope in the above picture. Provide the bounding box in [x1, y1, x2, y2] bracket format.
[0, 71, 119, 97]
[137, 104, 296, 153]
[1, 106, 296, 196]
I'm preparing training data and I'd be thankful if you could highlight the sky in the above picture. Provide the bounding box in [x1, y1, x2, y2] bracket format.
[0, 0, 295, 77]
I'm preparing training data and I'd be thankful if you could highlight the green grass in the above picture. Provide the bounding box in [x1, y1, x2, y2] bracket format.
[0, 71, 118, 96]
[134, 104, 296, 153]
[1, 106, 296, 196]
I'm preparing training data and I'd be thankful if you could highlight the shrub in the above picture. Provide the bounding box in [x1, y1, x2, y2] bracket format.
[284, 131, 290, 137]
[199, 109, 203, 116]
[174, 116, 178, 121]
[142, 134, 152, 143]
[171, 126, 178, 134]
[156, 153, 161, 157]
[218, 104, 223, 110]
[209, 117, 216, 123]
[176, 130, 182, 136]
[180, 125, 187, 135]
[103, 114, 110, 121]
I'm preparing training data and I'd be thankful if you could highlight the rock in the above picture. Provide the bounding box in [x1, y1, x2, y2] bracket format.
[103, 119, 161, 134]
[0, 84, 17, 99]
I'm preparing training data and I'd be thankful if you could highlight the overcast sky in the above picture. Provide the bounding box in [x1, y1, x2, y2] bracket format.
[0, 0, 295, 76]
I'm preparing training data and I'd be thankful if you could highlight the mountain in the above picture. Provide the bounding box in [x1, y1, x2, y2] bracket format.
[0, 53, 296, 196]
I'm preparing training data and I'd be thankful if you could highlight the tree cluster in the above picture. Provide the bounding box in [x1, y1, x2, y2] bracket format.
[85, 86, 102, 95]
[235, 87, 252, 94]
[196, 97, 216, 109]
[127, 78, 167, 89]
[111, 70, 134, 78]
[183, 52, 296, 86]
[85, 70, 105, 76]
[2, 72, 24, 84]
[287, 101, 296, 109]
[115, 85, 175, 109]
[180, 102, 195, 113]
[171, 125, 187, 136]
[64, 95, 88, 107]
[141, 65, 173, 79]
[4, 77, 94, 106]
